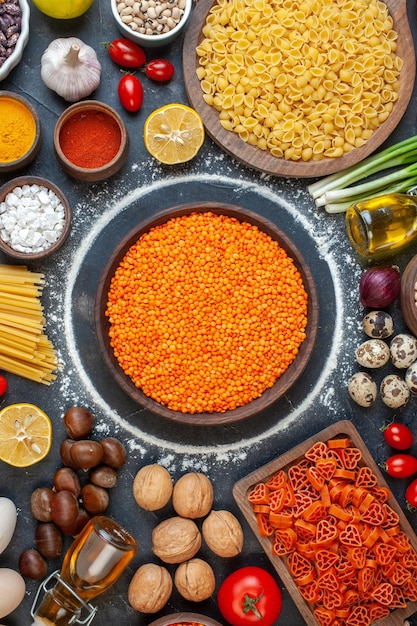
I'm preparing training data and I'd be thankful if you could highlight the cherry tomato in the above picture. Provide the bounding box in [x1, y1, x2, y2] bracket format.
[217, 566, 282, 626]
[382, 422, 414, 450]
[406, 478, 417, 507]
[145, 59, 175, 82]
[0, 376, 7, 396]
[384, 454, 417, 478]
[118, 75, 144, 112]
[107, 38, 146, 68]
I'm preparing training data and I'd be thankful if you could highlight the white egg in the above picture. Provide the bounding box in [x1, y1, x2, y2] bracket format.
[0, 497, 17, 555]
[0, 568, 26, 618]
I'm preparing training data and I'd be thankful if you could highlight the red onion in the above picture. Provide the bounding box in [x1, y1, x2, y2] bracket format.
[359, 266, 400, 308]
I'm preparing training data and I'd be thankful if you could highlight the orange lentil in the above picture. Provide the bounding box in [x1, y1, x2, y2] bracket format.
[106, 212, 309, 414]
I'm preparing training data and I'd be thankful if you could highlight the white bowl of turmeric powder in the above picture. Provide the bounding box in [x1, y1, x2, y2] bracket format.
[0, 91, 42, 173]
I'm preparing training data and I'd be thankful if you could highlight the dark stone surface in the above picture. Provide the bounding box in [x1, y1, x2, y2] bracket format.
[1, 0, 417, 625]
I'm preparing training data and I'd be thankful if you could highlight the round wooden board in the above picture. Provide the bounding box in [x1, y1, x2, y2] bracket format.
[183, 0, 415, 179]
[94, 202, 319, 426]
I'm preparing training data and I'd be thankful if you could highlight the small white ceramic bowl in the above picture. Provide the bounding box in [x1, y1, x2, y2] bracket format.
[0, 0, 30, 82]
[111, 0, 192, 48]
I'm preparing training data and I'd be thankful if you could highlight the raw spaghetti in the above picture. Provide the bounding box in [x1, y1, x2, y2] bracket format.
[106, 212, 308, 414]
[0, 265, 59, 384]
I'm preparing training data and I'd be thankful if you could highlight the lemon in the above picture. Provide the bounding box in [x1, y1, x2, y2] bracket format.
[31, 0, 95, 19]
[144, 104, 205, 165]
[0, 403, 52, 467]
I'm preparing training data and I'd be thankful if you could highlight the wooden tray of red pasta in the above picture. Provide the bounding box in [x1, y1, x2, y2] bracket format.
[233, 420, 417, 626]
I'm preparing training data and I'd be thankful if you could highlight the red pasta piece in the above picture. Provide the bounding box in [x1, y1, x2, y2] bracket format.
[390, 586, 407, 609]
[344, 588, 360, 607]
[288, 551, 315, 580]
[294, 518, 317, 542]
[403, 577, 417, 601]
[381, 504, 400, 528]
[371, 582, 394, 606]
[288, 464, 310, 491]
[312, 519, 339, 549]
[339, 523, 363, 547]
[327, 437, 351, 449]
[314, 548, 339, 572]
[273, 527, 297, 554]
[268, 487, 287, 513]
[355, 465, 378, 488]
[313, 606, 335, 626]
[389, 562, 411, 586]
[269, 509, 293, 529]
[265, 469, 287, 490]
[401, 546, 417, 568]
[306, 465, 325, 491]
[283, 482, 295, 507]
[248, 482, 269, 504]
[346, 546, 367, 569]
[327, 448, 345, 469]
[255, 512, 274, 537]
[298, 579, 322, 604]
[371, 486, 390, 503]
[317, 567, 340, 592]
[360, 501, 386, 526]
[315, 457, 338, 482]
[367, 603, 390, 622]
[373, 541, 397, 566]
[302, 499, 328, 523]
[341, 447, 362, 470]
[333, 468, 356, 481]
[322, 587, 344, 610]
[305, 441, 329, 461]
[292, 490, 317, 518]
[389, 530, 412, 553]
[339, 484, 355, 508]
[328, 502, 353, 522]
[358, 566, 375, 595]
[345, 605, 370, 626]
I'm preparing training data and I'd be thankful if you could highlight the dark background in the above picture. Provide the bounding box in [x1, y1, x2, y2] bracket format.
[1, 0, 417, 624]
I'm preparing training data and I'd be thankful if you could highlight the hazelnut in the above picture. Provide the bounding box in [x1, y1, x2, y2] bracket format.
[172, 472, 214, 519]
[133, 464, 173, 511]
[174, 558, 215, 602]
[152, 516, 201, 564]
[128, 563, 172, 613]
[202, 510, 243, 557]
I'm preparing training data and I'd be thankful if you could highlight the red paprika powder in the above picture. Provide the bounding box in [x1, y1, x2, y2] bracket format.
[59, 110, 122, 169]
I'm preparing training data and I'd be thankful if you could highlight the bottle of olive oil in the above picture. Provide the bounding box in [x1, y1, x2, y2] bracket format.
[346, 193, 417, 257]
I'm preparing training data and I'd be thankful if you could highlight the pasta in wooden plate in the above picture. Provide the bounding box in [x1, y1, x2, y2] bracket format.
[183, 0, 415, 177]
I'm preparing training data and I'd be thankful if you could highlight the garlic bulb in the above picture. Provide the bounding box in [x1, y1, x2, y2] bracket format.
[41, 37, 101, 102]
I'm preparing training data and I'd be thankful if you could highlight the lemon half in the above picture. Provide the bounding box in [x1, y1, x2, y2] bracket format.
[144, 104, 205, 165]
[0, 403, 52, 467]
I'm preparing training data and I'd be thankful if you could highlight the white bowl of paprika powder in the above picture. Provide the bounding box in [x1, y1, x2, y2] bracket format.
[0, 91, 41, 173]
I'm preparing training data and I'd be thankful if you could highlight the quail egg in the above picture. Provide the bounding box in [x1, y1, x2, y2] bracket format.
[362, 310, 394, 339]
[390, 333, 417, 368]
[406, 361, 417, 394]
[355, 339, 390, 368]
[348, 372, 377, 407]
[380, 374, 410, 408]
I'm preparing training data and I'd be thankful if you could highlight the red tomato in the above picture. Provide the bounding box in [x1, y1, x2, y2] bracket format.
[217, 566, 282, 626]
[118, 75, 144, 112]
[406, 478, 417, 507]
[382, 422, 414, 450]
[107, 38, 146, 68]
[384, 454, 417, 478]
[145, 59, 175, 82]
[0, 376, 7, 396]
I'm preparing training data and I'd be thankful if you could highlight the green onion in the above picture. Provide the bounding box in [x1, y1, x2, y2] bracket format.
[308, 135, 417, 213]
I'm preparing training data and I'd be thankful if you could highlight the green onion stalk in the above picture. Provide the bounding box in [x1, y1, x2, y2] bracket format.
[307, 135, 417, 214]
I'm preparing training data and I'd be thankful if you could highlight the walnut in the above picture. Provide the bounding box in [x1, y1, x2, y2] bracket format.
[133, 464, 173, 511]
[174, 558, 216, 602]
[172, 472, 214, 519]
[202, 509, 243, 557]
[152, 516, 202, 564]
[128, 563, 172, 613]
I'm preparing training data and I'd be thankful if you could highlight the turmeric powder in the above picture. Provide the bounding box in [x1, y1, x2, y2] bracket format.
[0, 97, 37, 163]
[106, 212, 309, 414]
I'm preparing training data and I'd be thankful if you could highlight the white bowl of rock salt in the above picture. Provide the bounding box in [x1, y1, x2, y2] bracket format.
[0, 176, 71, 261]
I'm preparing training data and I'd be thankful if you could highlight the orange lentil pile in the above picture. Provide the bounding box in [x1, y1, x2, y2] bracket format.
[105, 212, 308, 414]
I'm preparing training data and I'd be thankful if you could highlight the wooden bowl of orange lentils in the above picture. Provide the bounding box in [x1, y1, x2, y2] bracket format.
[94, 202, 319, 425]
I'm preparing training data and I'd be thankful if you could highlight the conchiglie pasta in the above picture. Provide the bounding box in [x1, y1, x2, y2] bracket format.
[195, 0, 402, 161]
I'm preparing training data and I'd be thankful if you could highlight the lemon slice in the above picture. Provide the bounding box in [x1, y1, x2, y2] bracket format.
[144, 104, 205, 165]
[0, 403, 52, 467]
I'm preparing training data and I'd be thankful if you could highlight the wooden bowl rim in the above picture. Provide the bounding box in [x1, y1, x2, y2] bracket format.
[94, 202, 319, 426]
[182, 0, 415, 179]
[0, 176, 71, 261]
[401, 254, 417, 336]
[53, 100, 129, 176]
[0, 91, 42, 172]
[148, 613, 224, 626]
